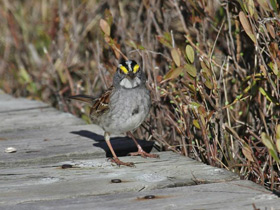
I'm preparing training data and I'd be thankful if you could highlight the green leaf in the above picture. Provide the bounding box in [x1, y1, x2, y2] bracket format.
[164, 67, 184, 80]
[137, 44, 145, 50]
[127, 40, 137, 49]
[200, 60, 211, 75]
[270, 149, 280, 163]
[18, 66, 37, 94]
[270, 0, 278, 13]
[163, 32, 172, 43]
[276, 139, 280, 154]
[19, 67, 31, 83]
[202, 71, 213, 89]
[261, 133, 274, 150]
[187, 84, 196, 92]
[27, 82, 37, 94]
[259, 87, 280, 105]
[268, 61, 278, 76]
[126, 40, 145, 50]
[247, 0, 255, 17]
[243, 80, 257, 94]
[276, 125, 280, 153]
[261, 132, 279, 163]
[184, 63, 197, 77]
[193, 119, 200, 129]
[185, 45, 195, 63]
[276, 124, 280, 139]
[156, 33, 172, 48]
[171, 48, 181, 67]
[189, 102, 201, 108]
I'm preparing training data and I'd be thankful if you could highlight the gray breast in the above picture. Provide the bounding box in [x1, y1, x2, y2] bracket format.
[98, 87, 150, 134]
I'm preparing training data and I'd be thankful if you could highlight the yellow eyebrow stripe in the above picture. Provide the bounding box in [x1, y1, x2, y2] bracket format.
[120, 65, 128, 74]
[133, 64, 140, 73]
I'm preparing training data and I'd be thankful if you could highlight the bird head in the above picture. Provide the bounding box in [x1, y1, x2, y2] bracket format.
[114, 60, 144, 89]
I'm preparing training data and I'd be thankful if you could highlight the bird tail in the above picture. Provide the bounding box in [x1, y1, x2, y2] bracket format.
[67, 95, 96, 104]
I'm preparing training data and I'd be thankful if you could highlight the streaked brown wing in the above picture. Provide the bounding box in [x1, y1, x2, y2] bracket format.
[68, 95, 95, 104]
[69, 86, 113, 117]
[90, 86, 113, 116]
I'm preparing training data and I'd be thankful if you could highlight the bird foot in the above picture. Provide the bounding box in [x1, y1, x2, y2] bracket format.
[109, 157, 135, 167]
[129, 149, 159, 158]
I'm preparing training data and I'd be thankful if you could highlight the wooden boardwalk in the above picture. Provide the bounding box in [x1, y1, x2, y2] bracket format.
[0, 91, 279, 209]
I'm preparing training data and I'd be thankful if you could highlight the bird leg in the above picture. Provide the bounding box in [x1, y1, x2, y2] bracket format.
[104, 132, 134, 167]
[127, 131, 159, 158]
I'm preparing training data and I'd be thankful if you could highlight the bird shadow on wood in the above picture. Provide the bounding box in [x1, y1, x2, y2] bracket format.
[71, 130, 154, 157]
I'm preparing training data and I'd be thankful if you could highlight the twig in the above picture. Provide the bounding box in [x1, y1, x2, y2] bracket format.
[223, 57, 234, 157]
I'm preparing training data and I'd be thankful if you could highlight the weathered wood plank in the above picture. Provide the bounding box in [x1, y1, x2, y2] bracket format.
[0, 108, 85, 133]
[0, 152, 239, 206]
[0, 93, 49, 112]
[0, 92, 84, 133]
[2, 180, 277, 210]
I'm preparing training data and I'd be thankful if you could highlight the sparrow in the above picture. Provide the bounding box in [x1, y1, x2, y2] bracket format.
[69, 60, 159, 166]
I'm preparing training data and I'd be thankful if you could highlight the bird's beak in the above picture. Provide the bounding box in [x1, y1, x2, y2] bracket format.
[127, 72, 135, 79]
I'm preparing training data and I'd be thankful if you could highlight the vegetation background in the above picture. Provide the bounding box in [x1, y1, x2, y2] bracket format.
[1, 0, 280, 193]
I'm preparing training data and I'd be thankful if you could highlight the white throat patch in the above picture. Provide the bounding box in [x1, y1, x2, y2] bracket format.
[120, 77, 141, 88]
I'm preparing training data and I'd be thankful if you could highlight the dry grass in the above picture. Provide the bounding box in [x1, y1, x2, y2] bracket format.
[1, 0, 280, 193]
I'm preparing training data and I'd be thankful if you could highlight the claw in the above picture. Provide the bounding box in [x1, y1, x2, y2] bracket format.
[126, 131, 159, 159]
[109, 157, 135, 167]
[129, 150, 159, 158]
